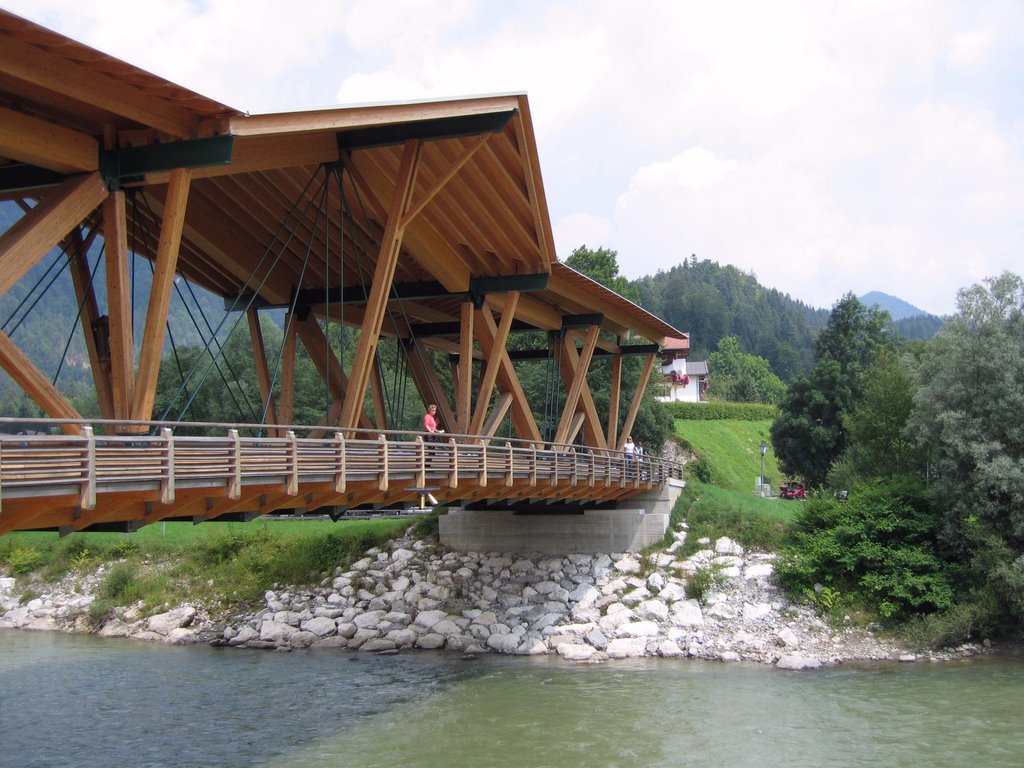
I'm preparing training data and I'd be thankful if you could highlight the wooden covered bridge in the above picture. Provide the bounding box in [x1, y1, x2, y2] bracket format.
[0, 10, 685, 539]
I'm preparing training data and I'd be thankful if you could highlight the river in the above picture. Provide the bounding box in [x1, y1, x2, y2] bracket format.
[2, 630, 1022, 768]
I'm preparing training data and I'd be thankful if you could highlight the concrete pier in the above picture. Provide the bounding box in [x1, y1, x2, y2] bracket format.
[439, 478, 685, 554]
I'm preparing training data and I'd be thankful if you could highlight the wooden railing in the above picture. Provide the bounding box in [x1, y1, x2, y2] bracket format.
[0, 418, 684, 510]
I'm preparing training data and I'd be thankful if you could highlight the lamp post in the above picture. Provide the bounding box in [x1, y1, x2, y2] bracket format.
[759, 441, 768, 489]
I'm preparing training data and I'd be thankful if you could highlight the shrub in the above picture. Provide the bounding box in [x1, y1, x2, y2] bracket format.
[775, 476, 953, 622]
[686, 563, 724, 604]
[100, 564, 140, 602]
[8, 546, 43, 575]
[110, 540, 142, 559]
[666, 401, 779, 421]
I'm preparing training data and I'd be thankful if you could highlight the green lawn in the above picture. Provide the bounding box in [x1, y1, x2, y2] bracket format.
[674, 418, 783, 492]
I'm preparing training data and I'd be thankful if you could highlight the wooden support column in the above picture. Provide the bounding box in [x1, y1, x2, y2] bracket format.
[457, 300, 474, 432]
[131, 168, 192, 422]
[339, 139, 422, 430]
[0, 331, 82, 432]
[370, 355, 389, 431]
[65, 227, 114, 420]
[278, 314, 298, 426]
[473, 298, 542, 444]
[553, 323, 600, 445]
[103, 190, 135, 420]
[618, 352, 657, 449]
[607, 345, 623, 449]
[246, 308, 279, 431]
[556, 334, 608, 450]
[470, 292, 519, 435]
[0, 172, 107, 299]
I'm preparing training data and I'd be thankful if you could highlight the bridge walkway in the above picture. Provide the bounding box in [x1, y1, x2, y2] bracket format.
[0, 419, 683, 534]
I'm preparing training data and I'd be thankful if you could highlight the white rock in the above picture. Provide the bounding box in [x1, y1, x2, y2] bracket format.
[486, 633, 520, 654]
[776, 654, 822, 670]
[558, 643, 597, 661]
[415, 633, 446, 650]
[745, 563, 774, 580]
[616, 620, 659, 638]
[720, 651, 740, 662]
[715, 537, 743, 555]
[613, 556, 641, 574]
[414, 609, 449, 629]
[259, 620, 298, 643]
[147, 606, 196, 635]
[636, 599, 669, 623]
[671, 600, 704, 627]
[606, 637, 648, 658]
[742, 602, 772, 622]
[301, 616, 337, 637]
[658, 639, 685, 657]
[778, 628, 801, 648]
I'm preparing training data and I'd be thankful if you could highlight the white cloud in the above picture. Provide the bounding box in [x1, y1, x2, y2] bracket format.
[9, 0, 1024, 315]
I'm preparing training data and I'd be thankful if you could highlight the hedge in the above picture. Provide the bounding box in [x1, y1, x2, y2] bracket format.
[663, 401, 779, 421]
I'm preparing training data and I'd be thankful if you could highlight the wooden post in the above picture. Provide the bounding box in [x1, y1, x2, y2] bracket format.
[247, 308, 278, 433]
[159, 427, 175, 505]
[227, 428, 241, 500]
[79, 426, 96, 511]
[457, 300, 474, 432]
[104, 190, 134, 421]
[333, 432, 346, 494]
[286, 430, 298, 496]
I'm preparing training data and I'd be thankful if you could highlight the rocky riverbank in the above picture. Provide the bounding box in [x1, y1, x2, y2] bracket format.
[0, 521, 986, 668]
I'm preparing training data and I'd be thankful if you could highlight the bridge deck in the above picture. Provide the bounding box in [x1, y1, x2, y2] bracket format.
[0, 420, 682, 534]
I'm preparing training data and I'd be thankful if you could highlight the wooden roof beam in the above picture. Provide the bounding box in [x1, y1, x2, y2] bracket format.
[0, 35, 198, 138]
[0, 106, 98, 173]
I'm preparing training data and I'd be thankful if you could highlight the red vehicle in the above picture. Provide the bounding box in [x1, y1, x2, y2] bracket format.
[780, 481, 806, 500]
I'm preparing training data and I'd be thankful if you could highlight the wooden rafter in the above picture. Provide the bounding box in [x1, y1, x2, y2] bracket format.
[607, 347, 623, 449]
[0, 172, 107, 299]
[0, 105, 98, 173]
[0, 330, 82, 431]
[555, 333, 608, 450]
[278, 314, 298, 426]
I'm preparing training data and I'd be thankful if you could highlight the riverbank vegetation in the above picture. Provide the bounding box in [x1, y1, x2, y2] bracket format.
[1, 518, 414, 624]
[765, 273, 1024, 648]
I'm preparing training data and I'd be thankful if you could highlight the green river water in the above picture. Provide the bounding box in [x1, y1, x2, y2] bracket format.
[1, 630, 1022, 768]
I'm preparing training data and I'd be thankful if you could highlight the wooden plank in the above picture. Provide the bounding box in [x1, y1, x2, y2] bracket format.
[0, 172, 107, 299]
[131, 168, 192, 421]
[340, 140, 422, 430]
[481, 392, 513, 439]
[400, 132, 492, 228]
[370, 355, 389, 430]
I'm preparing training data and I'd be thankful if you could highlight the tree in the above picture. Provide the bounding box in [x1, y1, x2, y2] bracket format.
[909, 271, 1024, 550]
[706, 335, 786, 404]
[828, 349, 923, 489]
[771, 294, 892, 486]
[564, 245, 639, 302]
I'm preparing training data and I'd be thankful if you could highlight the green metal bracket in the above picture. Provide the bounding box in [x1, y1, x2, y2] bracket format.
[99, 135, 235, 189]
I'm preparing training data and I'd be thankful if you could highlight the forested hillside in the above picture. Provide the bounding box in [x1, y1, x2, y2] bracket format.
[632, 256, 828, 381]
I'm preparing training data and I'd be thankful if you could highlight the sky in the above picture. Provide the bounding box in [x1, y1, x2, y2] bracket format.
[8, 0, 1024, 316]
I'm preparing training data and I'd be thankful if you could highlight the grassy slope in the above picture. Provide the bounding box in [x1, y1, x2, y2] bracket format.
[674, 418, 799, 529]
[674, 418, 781, 492]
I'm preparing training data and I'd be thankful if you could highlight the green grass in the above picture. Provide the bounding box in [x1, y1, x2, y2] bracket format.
[675, 480, 795, 557]
[675, 418, 782, 492]
[0, 517, 414, 615]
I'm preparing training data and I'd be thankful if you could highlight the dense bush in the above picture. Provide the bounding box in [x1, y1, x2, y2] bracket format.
[776, 477, 953, 621]
[665, 401, 778, 421]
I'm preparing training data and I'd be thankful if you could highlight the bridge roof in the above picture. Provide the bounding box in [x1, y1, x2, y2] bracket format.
[0, 9, 683, 344]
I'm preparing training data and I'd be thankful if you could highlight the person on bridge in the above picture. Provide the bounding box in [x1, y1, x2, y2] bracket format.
[424, 404, 444, 441]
